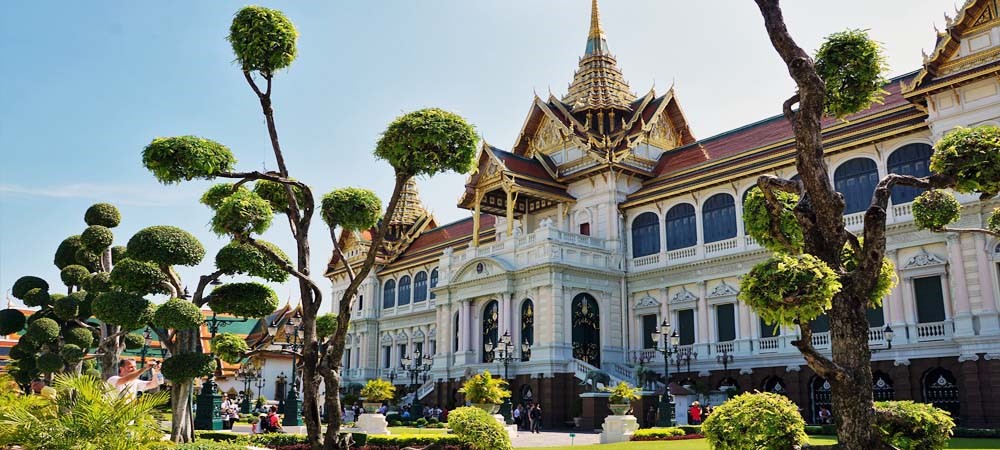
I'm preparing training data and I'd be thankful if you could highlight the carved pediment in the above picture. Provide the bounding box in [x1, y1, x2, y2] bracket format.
[707, 281, 739, 298]
[395, 331, 408, 342]
[670, 287, 698, 304]
[533, 117, 566, 154]
[635, 295, 660, 309]
[903, 250, 946, 269]
[413, 329, 425, 340]
[453, 258, 512, 284]
[380, 334, 393, 344]
[646, 110, 679, 150]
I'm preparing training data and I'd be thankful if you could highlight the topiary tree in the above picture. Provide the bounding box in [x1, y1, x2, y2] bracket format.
[746, 3, 1000, 449]
[135, 6, 479, 449]
[702, 392, 807, 450]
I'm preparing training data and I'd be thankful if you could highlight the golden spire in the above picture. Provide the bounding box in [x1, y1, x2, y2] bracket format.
[589, 0, 603, 40]
[389, 177, 428, 226]
[564, 0, 635, 111]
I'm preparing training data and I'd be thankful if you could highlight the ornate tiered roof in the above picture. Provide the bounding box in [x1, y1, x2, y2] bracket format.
[563, 0, 636, 111]
[389, 178, 428, 227]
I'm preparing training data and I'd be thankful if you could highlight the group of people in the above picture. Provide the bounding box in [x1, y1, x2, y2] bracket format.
[687, 401, 714, 425]
[252, 406, 284, 434]
[512, 403, 543, 433]
[220, 394, 242, 430]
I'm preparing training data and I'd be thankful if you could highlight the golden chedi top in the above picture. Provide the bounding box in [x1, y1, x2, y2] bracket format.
[563, 0, 636, 112]
[388, 177, 428, 227]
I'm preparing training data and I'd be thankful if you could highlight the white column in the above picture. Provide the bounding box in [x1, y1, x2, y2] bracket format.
[457, 300, 468, 354]
[465, 300, 475, 352]
[947, 233, 975, 336]
[886, 250, 907, 343]
[697, 282, 710, 354]
[900, 276, 918, 341]
[974, 233, 1000, 334]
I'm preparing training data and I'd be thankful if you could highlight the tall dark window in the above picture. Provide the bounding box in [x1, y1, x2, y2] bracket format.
[414, 271, 428, 303]
[716, 304, 736, 342]
[677, 309, 695, 345]
[811, 314, 830, 333]
[888, 143, 933, 204]
[642, 314, 658, 349]
[760, 317, 779, 338]
[398, 275, 411, 306]
[834, 158, 879, 214]
[914, 276, 946, 323]
[344, 349, 352, 370]
[521, 300, 534, 361]
[383, 345, 391, 368]
[358, 295, 363, 312]
[665, 203, 697, 250]
[867, 305, 885, 327]
[482, 300, 499, 363]
[383, 280, 396, 309]
[429, 268, 439, 299]
[571, 294, 601, 367]
[397, 343, 407, 366]
[453, 312, 460, 352]
[631, 212, 661, 257]
[579, 223, 591, 236]
[703, 194, 737, 243]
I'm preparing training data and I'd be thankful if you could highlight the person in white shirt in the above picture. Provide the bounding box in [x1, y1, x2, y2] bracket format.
[107, 359, 162, 399]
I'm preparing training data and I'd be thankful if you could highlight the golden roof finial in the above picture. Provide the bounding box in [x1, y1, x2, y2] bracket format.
[589, 0, 603, 40]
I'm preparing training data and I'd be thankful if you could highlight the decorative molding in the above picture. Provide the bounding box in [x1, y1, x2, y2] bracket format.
[739, 367, 753, 375]
[958, 353, 980, 362]
[707, 281, 739, 298]
[635, 295, 661, 309]
[380, 334, 393, 345]
[902, 250, 946, 270]
[893, 358, 911, 367]
[785, 364, 801, 373]
[984, 353, 1000, 360]
[698, 370, 711, 377]
[413, 329, 426, 340]
[670, 287, 699, 304]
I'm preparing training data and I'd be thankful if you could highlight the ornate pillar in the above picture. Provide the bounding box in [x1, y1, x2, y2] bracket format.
[505, 187, 514, 237]
[900, 276, 918, 344]
[697, 282, 710, 353]
[886, 249, 907, 342]
[947, 233, 975, 336]
[501, 293, 512, 335]
[974, 233, 1000, 333]
[472, 191, 483, 247]
[465, 299, 475, 353]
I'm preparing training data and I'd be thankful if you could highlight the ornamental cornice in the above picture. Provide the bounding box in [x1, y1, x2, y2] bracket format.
[739, 367, 753, 375]
[958, 353, 980, 362]
[785, 364, 801, 373]
[634, 295, 660, 309]
[984, 353, 1000, 360]
[707, 281, 739, 298]
[670, 287, 698, 304]
[894, 358, 911, 366]
[902, 250, 947, 270]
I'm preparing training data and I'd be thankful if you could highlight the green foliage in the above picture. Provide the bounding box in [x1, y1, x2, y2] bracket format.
[84, 203, 122, 228]
[21, 288, 50, 308]
[123, 333, 145, 350]
[53, 236, 85, 270]
[26, 318, 60, 344]
[630, 427, 686, 441]
[36, 352, 64, 373]
[320, 187, 382, 231]
[142, 136, 237, 184]
[211, 189, 273, 236]
[316, 313, 338, 339]
[175, 441, 247, 450]
[459, 370, 510, 404]
[153, 297, 204, 330]
[702, 392, 808, 450]
[110, 245, 128, 263]
[80, 225, 114, 252]
[603, 381, 641, 404]
[9, 343, 34, 360]
[206, 282, 279, 318]
[93, 291, 154, 330]
[360, 378, 396, 402]
[64, 326, 95, 349]
[739, 253, 842, 326]
[742, 186, 804, 253]
[52, 294, 80, 320]
[365, 434, 462, 447]
[127, 225, 206, 266]
[201, 183, 247, 210]
[912, 189, 961, 231]
[815, 29, 889, 118]
[448, 406, 513, 450]
[12, 276, 48, 299]
[211, 333, 249, 364]
[110, 259, 169, 295]
[874, 400, 955, 450]
[74, 249, 102, 272]
[214, 240, 290, 282]
[77, 292, 96, 319]
[0, 309, 27, 335]
[842, 240, 897, 307]
[932, 125, 1000, 198]
[990, 207, 1000, 233]
[375, 108, 479, 178]
[83, 271, 111, 293]
[161, 352, 217, 381]
[253, 179, 307, 215]
[59, 344, 85, 364]
[60, 265, 91, 288]
[228, 6, 298, 75]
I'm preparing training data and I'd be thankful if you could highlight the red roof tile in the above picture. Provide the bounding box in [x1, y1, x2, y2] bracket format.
[393, 215, 496, 264]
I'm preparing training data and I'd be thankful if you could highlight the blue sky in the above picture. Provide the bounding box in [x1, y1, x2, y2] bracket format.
[1, 0, 952, 309]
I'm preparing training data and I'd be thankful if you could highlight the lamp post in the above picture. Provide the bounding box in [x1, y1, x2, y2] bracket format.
[236, 364, 262, 414]
[275, 372, 288, 412]
[652, 320, 680, 427]
[399, 348, 432, 418]
[138, 327, 154, 380]
[672, 346, 697, 374]
[269, 310, 304, 427]
[194, 309, 249, 431]
[870, 325, 895, 353]
[485, 330, 524, 424]
[254, 373, 267, 407]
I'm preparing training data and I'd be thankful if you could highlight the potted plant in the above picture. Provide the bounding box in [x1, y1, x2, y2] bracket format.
[460, 370, 511, 414]
[360, 378, 395, 413]
[604, 381, 641, 416]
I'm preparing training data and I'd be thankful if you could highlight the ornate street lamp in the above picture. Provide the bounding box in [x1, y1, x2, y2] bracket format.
[236, 364, 262, 414]
[399, 348, 432, 417]
[254, 372, 267, 406]
[871, 325, 895, 353]
[194, 310, 249, 431]
[485, 330, 524, 424]
[652, 320, 681, 427]
[271, 311, 304, 427]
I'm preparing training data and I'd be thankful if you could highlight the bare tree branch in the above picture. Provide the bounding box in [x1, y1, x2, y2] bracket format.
[330, 228, 356, 285]
[242, 71, 264, 99]
[238, 235, 323, 304]
[782, 93, 800, 122]
[791, 321, 848, 382]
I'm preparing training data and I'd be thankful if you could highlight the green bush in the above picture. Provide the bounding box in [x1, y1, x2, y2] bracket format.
[176, 441, 247, 450]
[953, 428, 1000, 438]
[211, 189, 274, 236]
[161, 352, 217, 381]
[841, 240, 897, 307]
[320, 187, 382, 231]
[123, 332, 145, 350]
[13, 275, 49, 299]
[932, 125, 1000, 198]
[630, 427, 685, 441]
[194, 431, 248, 442]
[459, 370, 510, 404]
[206, 282, 279, 318]
[64, 326, 95, 349]
[874, 400, 955, 450]
[739, 253, 841, 326]
[84, 203, 122, 228]
[316, 313, 337, 340]
[22, 287, 51, 308]
[154, 297, 204, 330]
[389, 419, 403, 427]
[60, 344, 86, 364]
[75, 249, 102, 272]
[0, 308, 27, 335]
[143, 136, 237, 184]
[702, 392, 807, 450]
[60, 265, 91, 287]
[211, 332, 249, 364]
[110, 258, 170, 295]
[603, 381, 641, 404]
[375, 108, 479, 178]
[214, 240, 290, 282]
[678, 424, 702, 435]
[448, 406, 512, 450]
[54, 236, 85, 270]
[81, 225, 114, 252]
[247, 432, 308, 447]
[94, 291, 154, 330]
[742, 186, 803, 253]
[83, 271, 111, 293]
[815, 29, 888, 118]
[201, 183, 248, 210]
[361, 378, 395, 402]
[804, 424, 838, 435]
[228, 6, 298, 75]
[26, 318, 60, 344]
[253, 179, 307, 215]
[415, 417, 428, 427]
[53, 293, 80, 320]
[366, 434, 465, 447]
[912, 189, 961, 231]
[36, 352, 65, 373]
[127, 225, 206, 267]
[111, 245, 128, 262]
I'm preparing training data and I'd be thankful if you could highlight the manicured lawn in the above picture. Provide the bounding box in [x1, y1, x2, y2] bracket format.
[385, 426, 450, 435]
[518, 437, 1000, 450]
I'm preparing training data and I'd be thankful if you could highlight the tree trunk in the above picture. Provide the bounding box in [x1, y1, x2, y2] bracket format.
[99, 325, 122, 380]
[828, 292, 880, 450]
[322, 369, 349, 450]
[169, 327, 200, 443]
[299, 312, 324, 450]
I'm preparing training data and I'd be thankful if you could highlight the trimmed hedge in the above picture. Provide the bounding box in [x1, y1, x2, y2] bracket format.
[630, 427, 685, 441]
[874, 400, 955, 450]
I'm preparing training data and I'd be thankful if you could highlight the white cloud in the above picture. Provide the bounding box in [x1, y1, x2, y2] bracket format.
[0, 182, 192, 207]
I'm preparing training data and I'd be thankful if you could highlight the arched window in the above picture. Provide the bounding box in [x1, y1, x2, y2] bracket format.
[521, 300, 534, 362]
[762, 376, 787, 396]
[923, 368, 959, 418]
[398, 276, 411, 306]
[413, 271, 428, 303]
[810, 377, 832, 424]
[482, 300, 499, 363]
[665, 203, 697, 250]
[571, 293, 601, 367]
[382, 280, 396, 309]
[702, 193, 737, 243]
[873, 371, 894, 401]
[834, 158, 879, 214]
[429, 268, 439, 299]
[888, 143, 933, 204]
[631, 212, 661, 257]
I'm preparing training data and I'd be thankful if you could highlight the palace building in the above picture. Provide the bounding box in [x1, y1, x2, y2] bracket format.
[327, 0, 1000, 427]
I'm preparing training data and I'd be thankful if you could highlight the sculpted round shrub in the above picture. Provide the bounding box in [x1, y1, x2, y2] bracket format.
[739, 253, 842, 326]
[321, 187, 382, 231]
[742, 186, 804, 253]
[22, 287, 51, 308]
[841, 240, 897, 307]
[9, 342, 35, 360]
[215, 240, 290, 282]
[142, 136, 237, 184]
[110, 259, 170, 295]
[127, 226, 206, 266]
[54, 236, 85, 269]
[815, 29, 888, 118]
[206, 282, 279, 318]
[0, 309, 27, 335]
[212, 332, 249, 364]
[123, 332, 146, 350]
[81, 225, 114, 252]
[211, 189, 273, 236]
[12, 276, 48, 299]
[912, 189, 961, 231]
[316, 313, 338, 340]
[254, 179, 307, 215]
[111, 245, 128, 263]
[447, 406, 513, 450]
[459, 370, 510, 405]
[53, 294, 80, 320]
[77, 292, 96, 319]
[702, 392, 807, 450]
[201, 183, 248, 210]
[228, 6, 298, 75]
[60, 344, 86, 364]
[874, 400, 955, 450]
[26, 318, 60, 345]
[64, 326, 95, 349]
[153, 297, 204, 330]
[931, 125, 1000, 198]
[74, 249, 102, 272]
[83, 271, 111, 293]
[375, 108, 479, 178]
[37, 352, 65, 373]
[84, 203, 122, 228]
[60, 265, 91, 287]
[161, 352, 217, 381]
[94, 291, 154, 330]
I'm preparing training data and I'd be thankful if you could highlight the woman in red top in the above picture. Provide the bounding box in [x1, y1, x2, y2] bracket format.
[689, 401, 702, 424]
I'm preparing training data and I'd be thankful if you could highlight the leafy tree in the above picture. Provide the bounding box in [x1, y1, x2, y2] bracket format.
[136, 6, 479, 449]
[746, 2, 1000, 448]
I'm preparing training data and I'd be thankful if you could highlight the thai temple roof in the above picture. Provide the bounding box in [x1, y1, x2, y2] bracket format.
[562, 0, 636, 111]
[388, 178, 428, 226]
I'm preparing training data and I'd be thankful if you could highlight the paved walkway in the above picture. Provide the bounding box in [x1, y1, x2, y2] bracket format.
[511, 430, 601, 448]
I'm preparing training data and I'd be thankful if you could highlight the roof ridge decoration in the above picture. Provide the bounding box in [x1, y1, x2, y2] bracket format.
[563, 0, 637, 111]
[903, 0, 999, 95]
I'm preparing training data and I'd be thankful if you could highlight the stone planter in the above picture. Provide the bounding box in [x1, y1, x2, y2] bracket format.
[608, 403, 631, 416]
[362, 402, 383, 413]
[472, 403, 501, 414]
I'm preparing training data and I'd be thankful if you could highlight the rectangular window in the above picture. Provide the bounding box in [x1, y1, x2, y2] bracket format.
[454, 314, 460, 352]
[716, 304, 736, 342]
[358, 295, 363, 312]
[344, 349, 351, 370]
[642, 314, 658, 349]
[867, 305, 885, 327]
[760, 317, 779, 338]
[415, 342, 424, 358]
[678, 309, 695, 345]
[914, 275, 946, 323]
[430, 340, 436, 356]
[579, 223, 591, 236]
[383, 346, 391, 369]
[398, 344, 407, 367]
[811, 314, 830, 333]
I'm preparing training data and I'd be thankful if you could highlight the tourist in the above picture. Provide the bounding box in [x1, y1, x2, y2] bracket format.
[645, 405, 657, 428]
[819, 406, 832, 424]
[263, 406, 282, 433]
[107, 359, 162, 399]
[529, 403, 542, 433]
[688, 401, 702, 425]
[513, 404, 522, 429]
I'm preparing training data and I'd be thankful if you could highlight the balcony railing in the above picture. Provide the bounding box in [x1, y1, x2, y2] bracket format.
[758, 336, 781, 353]
[632, 254, 661, 269]
[811, 332, 831, 348]
[705, 237, 739, 255]
[667, 247, 697, 261]
[714, 341, 735, 354]
[916, 321, 951, 341]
